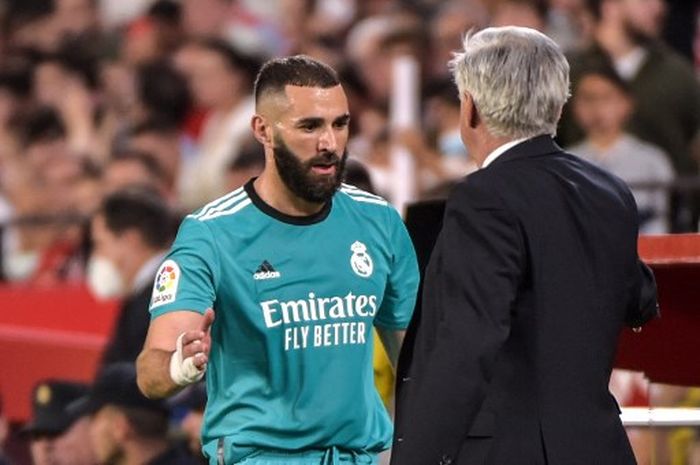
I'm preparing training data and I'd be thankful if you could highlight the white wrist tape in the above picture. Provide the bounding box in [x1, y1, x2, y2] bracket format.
[169, 332, 205, 386]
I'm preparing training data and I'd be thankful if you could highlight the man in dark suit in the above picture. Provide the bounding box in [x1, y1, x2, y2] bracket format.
[391, 26, 659, 465]
[87, 187, 175, 368]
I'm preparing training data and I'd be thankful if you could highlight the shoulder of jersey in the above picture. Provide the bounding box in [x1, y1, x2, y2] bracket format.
[186, 186, 252, 222]
[338, 183, 390, 208]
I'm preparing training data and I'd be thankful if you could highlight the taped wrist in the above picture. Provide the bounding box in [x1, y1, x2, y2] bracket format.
[169, 332, 205, 386]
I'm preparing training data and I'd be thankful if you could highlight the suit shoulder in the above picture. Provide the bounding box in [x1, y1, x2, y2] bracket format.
[448, 170, 506, 210]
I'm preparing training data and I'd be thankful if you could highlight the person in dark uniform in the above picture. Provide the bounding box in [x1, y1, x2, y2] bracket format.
[72, 362, 196, 465]
[21, 380, 95, 465]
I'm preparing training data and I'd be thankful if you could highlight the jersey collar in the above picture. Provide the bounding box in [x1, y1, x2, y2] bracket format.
[244, 179, 333, 226]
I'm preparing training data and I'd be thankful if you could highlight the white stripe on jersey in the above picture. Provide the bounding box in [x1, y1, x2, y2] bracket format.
[199, 198, 253, 221]
[192, 186, 245, 220]
[196, 190, 249, 220]
[340, 184, 384, 200]
[341, 191, 389, 206]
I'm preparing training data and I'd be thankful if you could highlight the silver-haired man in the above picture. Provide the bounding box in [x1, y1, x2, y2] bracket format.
[391, 26, 658, 465]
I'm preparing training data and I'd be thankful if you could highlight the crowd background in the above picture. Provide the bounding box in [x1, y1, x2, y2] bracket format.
[0, 0, 698, 464]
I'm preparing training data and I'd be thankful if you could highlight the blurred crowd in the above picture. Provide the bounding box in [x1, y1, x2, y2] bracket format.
[0, 0, 699, 464]
[0, 0, 698, 289]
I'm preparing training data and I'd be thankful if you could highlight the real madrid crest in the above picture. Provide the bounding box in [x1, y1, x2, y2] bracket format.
[350, 241, 373, 278]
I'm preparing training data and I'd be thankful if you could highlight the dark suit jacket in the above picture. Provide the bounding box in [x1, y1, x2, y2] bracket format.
[391, 136, 659, 465]
[100, 284, 153, 368]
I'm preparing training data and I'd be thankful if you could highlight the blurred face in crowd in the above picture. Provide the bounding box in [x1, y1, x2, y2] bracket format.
[490, 2, 545, 32]
[54, 0, 99, 36]
[182, 0, 230, 37]
[29, 419, 95, 465]
[180, 410, 204, 456]
[619, 0, 666, 41]
[34, 62, 68, 108]
[89, 407, 124, 465]
[104, 158, 156, 194]
[127, 133, 180, 188]
[51, 417, 97, 465]
[272, 85, 350, 203]
[573, 73, 631, 140]
[30, 436, 53, 465]
[188, 47, 245, 109]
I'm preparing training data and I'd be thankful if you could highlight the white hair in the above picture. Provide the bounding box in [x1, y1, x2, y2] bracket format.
[449, 26, 570, 139]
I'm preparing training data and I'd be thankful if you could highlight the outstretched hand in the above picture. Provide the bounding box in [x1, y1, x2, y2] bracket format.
[181, 308, 215, 370]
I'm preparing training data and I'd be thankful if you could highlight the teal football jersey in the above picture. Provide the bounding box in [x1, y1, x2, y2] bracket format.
[149, 180, 419, 463]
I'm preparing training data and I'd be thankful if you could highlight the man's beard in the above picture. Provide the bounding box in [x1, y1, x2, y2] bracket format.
[273, 136, 347, 204]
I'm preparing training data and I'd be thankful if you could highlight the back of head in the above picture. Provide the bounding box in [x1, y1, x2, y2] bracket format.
[98, 187, 174, 250]
[73, 362, 170, 440]
[450, 26, 570, 139]
[253, 55, 340, 107]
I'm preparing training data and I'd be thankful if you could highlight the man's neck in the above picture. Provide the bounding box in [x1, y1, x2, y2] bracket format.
[588, 130, 623, 151]
[253, 172, 326, 217]
[473, 135, 517, 168]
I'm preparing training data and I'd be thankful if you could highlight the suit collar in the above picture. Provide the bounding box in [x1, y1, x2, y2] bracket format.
[486, 135, 563, 168]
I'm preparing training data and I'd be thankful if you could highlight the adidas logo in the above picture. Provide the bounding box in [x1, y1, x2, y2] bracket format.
[253, 260, 281, 280]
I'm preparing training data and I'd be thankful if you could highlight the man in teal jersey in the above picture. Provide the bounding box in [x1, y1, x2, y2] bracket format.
[136, 56, 419, 465]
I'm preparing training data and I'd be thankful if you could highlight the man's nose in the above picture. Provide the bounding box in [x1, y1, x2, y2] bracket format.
[318, 126, 338, 152]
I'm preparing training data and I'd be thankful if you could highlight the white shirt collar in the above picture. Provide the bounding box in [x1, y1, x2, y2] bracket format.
[613, 47, 648, 81]
[481, 137, 529, 168]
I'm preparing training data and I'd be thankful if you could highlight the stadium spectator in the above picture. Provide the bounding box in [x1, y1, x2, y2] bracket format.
[223, 138, 265, 192]
[104, 149, 171, 201]
[560, 0, 700, 179]
[569, 65, 674, 233]
[73, 363, 197, 465]
[178, 39, 259, 208]
[22, 380, 95, 465]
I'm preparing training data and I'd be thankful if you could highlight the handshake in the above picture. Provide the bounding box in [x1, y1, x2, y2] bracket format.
[170, 308, 215, 386]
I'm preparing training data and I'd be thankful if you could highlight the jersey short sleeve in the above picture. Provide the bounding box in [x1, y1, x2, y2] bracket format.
[374, 208, 419, 329]
[149, 216, 220, 318]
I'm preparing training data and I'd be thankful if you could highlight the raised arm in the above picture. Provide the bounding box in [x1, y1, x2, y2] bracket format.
[137, 308, 214, 398]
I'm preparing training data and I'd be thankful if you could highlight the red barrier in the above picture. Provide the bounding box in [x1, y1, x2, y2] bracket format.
[1, 234, 698, 422]
[615, 234, 700, 386]
[0, 285, 119, 422]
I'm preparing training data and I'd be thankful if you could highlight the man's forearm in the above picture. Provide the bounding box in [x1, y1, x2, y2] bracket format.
[136, 348, 183, 399]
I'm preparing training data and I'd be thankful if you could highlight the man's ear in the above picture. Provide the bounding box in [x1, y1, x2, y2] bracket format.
[251, 114, 274, 149]
[462, 92, 480, 129]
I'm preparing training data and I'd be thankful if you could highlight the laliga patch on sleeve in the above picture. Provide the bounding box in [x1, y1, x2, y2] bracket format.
[150, 260, 180, 310]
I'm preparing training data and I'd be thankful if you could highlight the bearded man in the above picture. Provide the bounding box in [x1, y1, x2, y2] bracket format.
[136, 55, 419, 465]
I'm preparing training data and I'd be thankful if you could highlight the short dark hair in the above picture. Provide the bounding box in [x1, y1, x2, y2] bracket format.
[129, 117, 179, 136]
[121, 406, 169, 439]
[228, 139, 265, 172]
[253, 55, 340, 105]
[109, 149, 167, 184]
[575, 64, 631, 96]
[585, 0, 603, 20]
[12, 106, 66, 148]
[98, 187, 174, 249]
[193, 38, 261, 84]
[136, 61, 192, 127]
